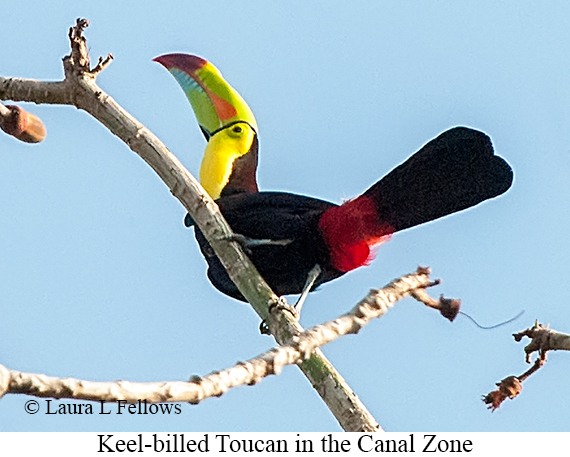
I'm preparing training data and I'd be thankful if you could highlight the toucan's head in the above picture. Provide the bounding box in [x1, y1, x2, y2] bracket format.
[154, 53, 259, 199]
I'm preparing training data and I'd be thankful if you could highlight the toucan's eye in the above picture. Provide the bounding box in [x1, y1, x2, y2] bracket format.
[227, 123, 248, 139]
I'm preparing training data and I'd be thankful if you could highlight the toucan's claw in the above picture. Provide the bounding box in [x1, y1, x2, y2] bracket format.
[259, 320, 271, 335]
[260, 297, 299, 335]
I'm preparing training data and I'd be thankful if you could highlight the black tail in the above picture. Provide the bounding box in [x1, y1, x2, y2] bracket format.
[363, 127, 513, 232]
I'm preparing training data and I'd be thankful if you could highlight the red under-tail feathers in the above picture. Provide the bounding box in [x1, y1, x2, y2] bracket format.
[318, 196, 394, 272]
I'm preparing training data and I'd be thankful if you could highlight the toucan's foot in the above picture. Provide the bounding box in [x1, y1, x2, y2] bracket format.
[294, 264, 322, 316]
[259, 297, 299, 335]
[261, 265, 322, 334]
[273, 300, 299, 318]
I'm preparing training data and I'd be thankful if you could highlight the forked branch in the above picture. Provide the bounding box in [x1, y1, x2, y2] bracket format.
[483, 321, 570, 411]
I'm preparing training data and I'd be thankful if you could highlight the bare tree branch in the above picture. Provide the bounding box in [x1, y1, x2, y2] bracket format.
[0, 268, 440, 413]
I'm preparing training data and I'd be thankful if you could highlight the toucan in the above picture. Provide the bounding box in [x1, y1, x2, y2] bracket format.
[155, 54, 514, 304]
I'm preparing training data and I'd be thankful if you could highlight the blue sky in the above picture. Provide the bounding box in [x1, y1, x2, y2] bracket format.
[1, 2, 569, 432]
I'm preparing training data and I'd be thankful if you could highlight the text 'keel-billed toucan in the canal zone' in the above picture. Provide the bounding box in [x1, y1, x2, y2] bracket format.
[154, 53, 514, 305]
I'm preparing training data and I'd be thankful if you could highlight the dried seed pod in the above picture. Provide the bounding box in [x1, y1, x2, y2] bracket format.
[0, 105, 46, 143]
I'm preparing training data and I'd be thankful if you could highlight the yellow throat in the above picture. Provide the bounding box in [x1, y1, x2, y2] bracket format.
[199, 122, 256, 199]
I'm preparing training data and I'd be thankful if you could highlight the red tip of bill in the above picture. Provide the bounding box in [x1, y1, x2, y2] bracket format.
[153, 53, 208, 73]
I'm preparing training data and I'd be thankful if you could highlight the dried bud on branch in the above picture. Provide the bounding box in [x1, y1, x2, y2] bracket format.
[482, 376, 523, 411]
